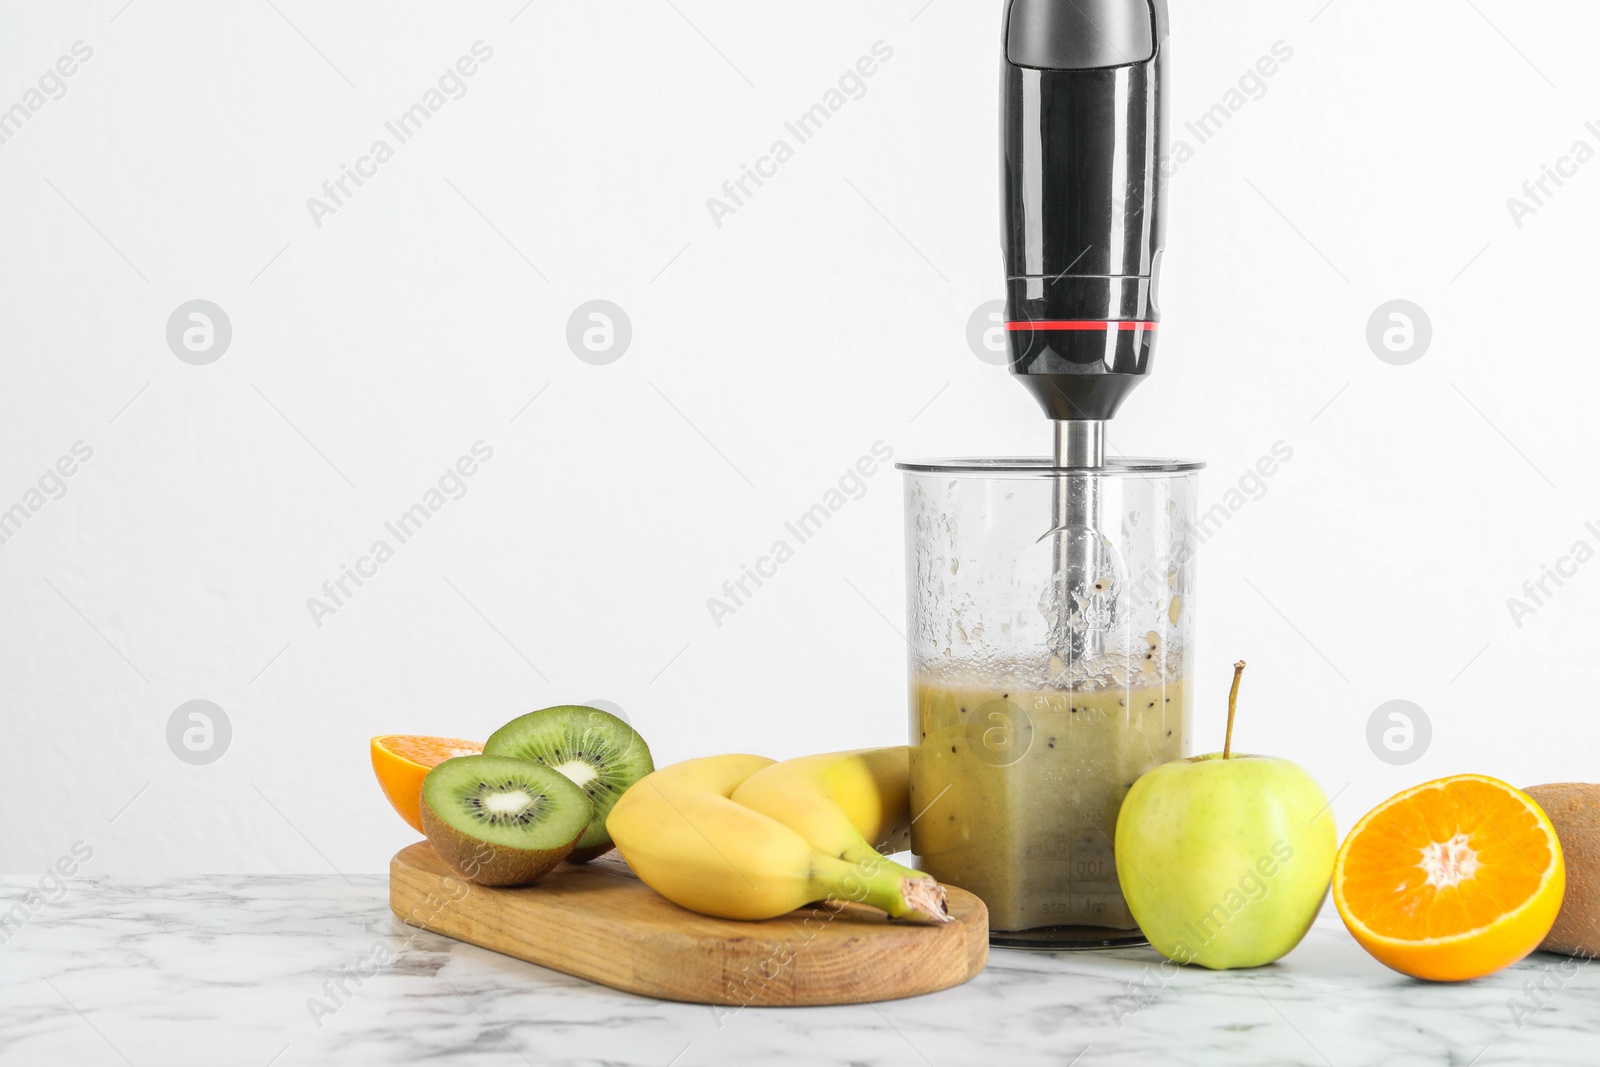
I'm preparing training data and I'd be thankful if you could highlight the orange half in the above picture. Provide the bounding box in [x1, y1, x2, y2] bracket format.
[1333, 774, 1564, 982]
[372, 734, 483, 833]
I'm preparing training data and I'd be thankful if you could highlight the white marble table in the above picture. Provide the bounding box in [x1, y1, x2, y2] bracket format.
[2, 874, 1596, 1066]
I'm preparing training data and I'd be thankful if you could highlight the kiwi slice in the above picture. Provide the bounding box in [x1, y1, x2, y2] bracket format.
[419, 755, 593, 886]
[483, 705, 654, 863]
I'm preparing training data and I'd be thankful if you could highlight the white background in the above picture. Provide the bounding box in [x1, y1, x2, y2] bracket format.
[2, 0, 1596, 875]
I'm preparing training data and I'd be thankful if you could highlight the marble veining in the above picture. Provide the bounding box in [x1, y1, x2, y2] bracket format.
[1, 874, 1597, 1066]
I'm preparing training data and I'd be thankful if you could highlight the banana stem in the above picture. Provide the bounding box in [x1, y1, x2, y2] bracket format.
[813, 854, 950, 924]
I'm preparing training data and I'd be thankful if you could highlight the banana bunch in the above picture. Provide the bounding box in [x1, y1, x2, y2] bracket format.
[606, 748, 949, 923]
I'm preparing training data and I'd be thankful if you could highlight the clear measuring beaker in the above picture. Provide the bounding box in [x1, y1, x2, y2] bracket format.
[900, 457, 1203, 947]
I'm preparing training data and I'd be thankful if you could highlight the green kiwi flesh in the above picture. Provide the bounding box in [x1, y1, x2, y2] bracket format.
[419, 755, 593, 886]
[483, 705, 655, 863]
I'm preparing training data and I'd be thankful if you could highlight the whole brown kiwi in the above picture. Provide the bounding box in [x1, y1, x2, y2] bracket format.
[1525, 783, 1600, 959]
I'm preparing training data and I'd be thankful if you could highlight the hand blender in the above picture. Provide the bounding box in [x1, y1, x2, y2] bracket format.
[1002, 0, 1168, 666]
[900, 0, 1195, 949]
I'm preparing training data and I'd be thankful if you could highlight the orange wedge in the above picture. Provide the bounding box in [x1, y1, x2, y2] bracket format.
[372, 735, 483, 833]
[1333, 774, 1565, 982]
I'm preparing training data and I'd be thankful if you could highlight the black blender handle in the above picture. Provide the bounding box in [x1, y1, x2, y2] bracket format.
[1001, 0, 1168, 423]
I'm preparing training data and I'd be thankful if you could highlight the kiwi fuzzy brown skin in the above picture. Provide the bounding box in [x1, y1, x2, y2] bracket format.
[566, 841, 616, 865]
[1526, 783, 1600, 958]
[420, 795, 580, 887]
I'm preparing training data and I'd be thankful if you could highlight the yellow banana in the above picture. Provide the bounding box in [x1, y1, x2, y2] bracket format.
[728, 747, 926, 884]
[607, 754, 948, 923]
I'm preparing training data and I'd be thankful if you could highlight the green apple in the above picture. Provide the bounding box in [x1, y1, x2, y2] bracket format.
[1114, 661, 1336, 969]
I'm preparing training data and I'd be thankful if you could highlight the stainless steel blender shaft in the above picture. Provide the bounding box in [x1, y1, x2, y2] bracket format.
[1052, 420, 1106, 665]
[1055, 420, 1105, 468]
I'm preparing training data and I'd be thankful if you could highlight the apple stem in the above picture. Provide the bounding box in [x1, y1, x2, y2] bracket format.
[1224, 661, 1245, 760]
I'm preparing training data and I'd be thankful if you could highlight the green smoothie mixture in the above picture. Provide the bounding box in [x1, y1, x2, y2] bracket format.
[909, 665, 1187, 932]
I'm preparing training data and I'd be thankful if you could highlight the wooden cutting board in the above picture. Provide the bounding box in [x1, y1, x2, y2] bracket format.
[390, 842, 988, 1006]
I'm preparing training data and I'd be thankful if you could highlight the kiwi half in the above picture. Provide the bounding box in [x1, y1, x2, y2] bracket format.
[483, 705, 654, 863]
[419, 755, 593, 886]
